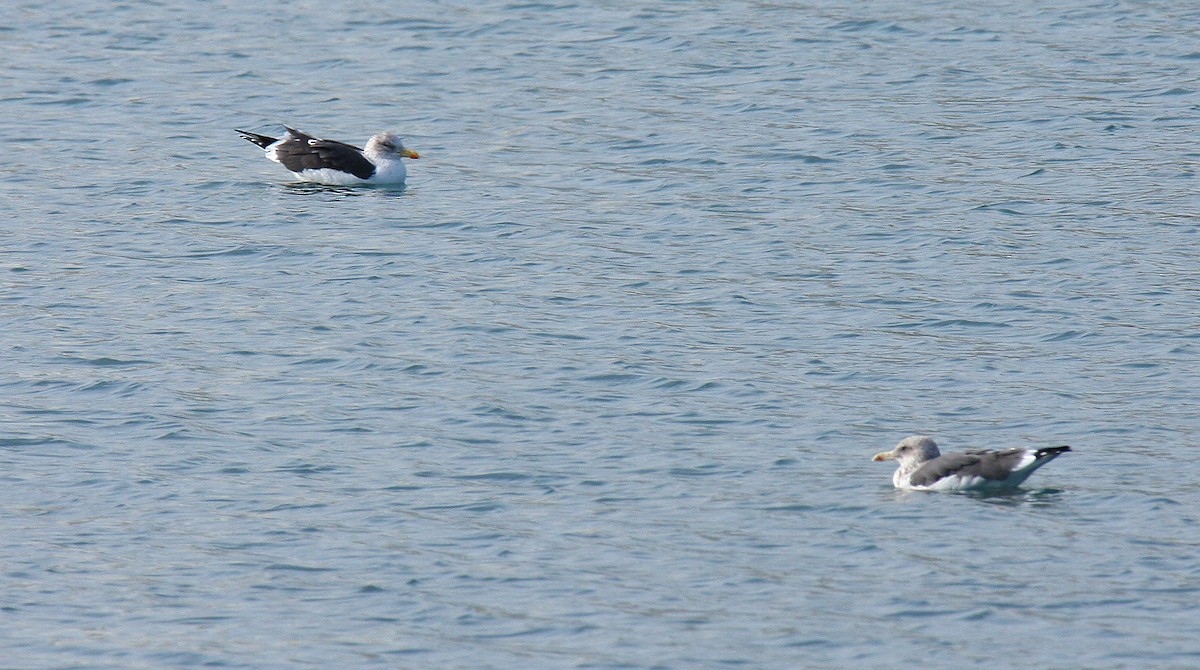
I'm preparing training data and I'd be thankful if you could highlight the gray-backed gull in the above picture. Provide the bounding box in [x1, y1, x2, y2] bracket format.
[872, 435, 1070, 492]
[236, 127, 419, 185]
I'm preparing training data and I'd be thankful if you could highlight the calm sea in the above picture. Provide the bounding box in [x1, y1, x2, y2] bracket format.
[3, 1, 1200, 668]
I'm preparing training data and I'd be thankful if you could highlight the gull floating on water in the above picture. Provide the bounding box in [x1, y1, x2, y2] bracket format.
[872, 435, 1070, 492]
[236, 127, 419, 185]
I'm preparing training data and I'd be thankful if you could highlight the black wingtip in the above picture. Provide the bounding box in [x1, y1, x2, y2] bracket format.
[1035, 445, 1072, 459]
[236, 129, 278, 149]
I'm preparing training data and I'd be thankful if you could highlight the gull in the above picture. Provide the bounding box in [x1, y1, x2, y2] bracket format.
[236, 126, 419, 185]
[873, 435, 1070, 492]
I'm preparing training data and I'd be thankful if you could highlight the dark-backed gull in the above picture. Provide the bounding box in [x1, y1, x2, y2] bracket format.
[236, 127, 419, 185]
[872, 435, 1070, 492]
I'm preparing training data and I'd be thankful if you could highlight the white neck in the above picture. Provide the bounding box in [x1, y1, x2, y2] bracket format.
[368, 157, 407, 184]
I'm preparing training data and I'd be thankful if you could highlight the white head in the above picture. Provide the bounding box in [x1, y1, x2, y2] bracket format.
[365, 132, 420, 160]
[872, 435, 941, 473]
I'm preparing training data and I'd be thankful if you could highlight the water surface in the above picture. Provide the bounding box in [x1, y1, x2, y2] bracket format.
[2, 1, 1200, 668]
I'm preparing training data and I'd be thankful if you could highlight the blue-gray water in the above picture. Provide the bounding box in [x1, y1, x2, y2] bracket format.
[3, 1, 1200, 668]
